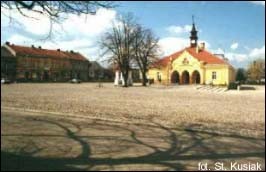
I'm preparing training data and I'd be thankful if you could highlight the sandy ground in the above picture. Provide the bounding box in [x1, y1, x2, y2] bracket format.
[1, 109, 265, 171]
[1, 83, 265, 138]
[1, 83, 265, 171]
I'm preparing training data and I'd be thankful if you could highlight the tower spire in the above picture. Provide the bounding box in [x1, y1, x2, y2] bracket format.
[190, 15, 198, 47]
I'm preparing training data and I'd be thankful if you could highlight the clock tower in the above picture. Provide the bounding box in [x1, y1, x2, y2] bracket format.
[190, 16, 198, 48]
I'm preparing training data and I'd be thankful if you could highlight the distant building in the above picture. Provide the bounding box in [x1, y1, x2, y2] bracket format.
[88, 61, 104, 80]
[1, 42, 90, 82]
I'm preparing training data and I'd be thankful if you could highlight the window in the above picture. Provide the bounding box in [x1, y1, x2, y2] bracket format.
[212, 71, 217, 80]
[24, 58, 29, 67]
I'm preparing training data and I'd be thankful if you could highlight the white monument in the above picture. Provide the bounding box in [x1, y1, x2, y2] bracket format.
[114, 70, 133, 86]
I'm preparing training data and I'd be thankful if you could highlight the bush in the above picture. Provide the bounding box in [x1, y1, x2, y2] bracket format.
[148, 79, 154, 85]
[228, 82, 239, 90]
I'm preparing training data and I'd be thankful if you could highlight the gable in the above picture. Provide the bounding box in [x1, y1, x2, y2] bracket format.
[1, 45, 16, 57]
[172, 50, 201, 67]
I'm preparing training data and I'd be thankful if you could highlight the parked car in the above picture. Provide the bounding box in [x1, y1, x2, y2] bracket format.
[69, 78, 82, 83]
[1, 78, 12, 84]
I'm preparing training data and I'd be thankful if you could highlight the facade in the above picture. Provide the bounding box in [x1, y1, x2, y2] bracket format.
[1, 42, 90, 82]
[148, 22, 235, 86]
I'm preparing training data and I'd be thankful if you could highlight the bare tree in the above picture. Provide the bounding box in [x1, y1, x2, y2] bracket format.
[132, 26, 159, 86]
[1, 1, 114, 17]
[247, 58, 265, 84]
[101, 14, 136, 87]
[1, 1, 114, 39]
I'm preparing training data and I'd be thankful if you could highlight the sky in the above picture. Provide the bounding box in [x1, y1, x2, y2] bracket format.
[1, 1, 265, 68]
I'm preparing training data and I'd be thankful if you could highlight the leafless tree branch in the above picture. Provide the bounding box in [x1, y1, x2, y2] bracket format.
[1, 1, 115, 40]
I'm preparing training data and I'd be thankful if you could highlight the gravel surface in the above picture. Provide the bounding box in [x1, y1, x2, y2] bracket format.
[1, 83, 265, 137]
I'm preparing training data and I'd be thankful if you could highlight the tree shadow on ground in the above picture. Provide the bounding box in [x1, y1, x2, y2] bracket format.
[1, 114, 265, 171]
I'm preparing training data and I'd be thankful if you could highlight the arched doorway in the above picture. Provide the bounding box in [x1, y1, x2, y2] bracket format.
[171, 71, 179, 84]
[181, 71, 190, 84]
[192, 70, 200, 84]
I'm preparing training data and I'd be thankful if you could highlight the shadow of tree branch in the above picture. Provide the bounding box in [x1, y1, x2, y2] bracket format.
[1, 114, 265, 171]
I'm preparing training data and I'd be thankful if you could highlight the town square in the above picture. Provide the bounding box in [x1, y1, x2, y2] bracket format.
[1, 1, 265, 171]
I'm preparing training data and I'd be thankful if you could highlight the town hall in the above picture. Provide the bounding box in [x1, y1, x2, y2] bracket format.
[148, 20, 235, 86]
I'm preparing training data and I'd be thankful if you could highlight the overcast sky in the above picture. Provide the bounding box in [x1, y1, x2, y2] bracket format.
[1, 1, 265, 68]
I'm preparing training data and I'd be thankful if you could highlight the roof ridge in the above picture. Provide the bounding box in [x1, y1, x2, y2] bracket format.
[7, 44, 88, 61]
[152, 46, 233, 67]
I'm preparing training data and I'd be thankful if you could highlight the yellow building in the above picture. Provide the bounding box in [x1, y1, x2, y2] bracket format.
[148, 22, 235, 86]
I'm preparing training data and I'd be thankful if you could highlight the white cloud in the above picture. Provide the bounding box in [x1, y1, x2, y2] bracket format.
[212, 45, 265, 64]
[226, 53, 248, 62]
[61, 8, 116, 38]
[1, 7, 52, 35]
[230, 42, 238, 50]
[2, 7, 117, 37]
[166, 25, 192, 35]
[8, 34, 32, 45]
[212, 48, 225, 54]
[158, 37, 189, 56]
[2, 7, 118, 61]
[249, 1, 265, 7]
[249, 45, 265, 58]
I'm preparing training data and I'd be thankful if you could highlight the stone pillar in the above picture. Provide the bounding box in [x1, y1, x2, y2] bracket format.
[114, 70, 119, 86]
[120, 72, 125, 86]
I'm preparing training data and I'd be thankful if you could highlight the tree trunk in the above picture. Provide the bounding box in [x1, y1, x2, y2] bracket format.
[142, 71, 147, 86]
[141, 66, 147, 86]
[122, 72, 128, 87]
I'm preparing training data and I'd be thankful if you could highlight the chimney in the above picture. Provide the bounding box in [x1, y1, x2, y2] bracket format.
[223, 57, 228, 62]
[200, 42, 205, 51]
[5, 41, 10, 45]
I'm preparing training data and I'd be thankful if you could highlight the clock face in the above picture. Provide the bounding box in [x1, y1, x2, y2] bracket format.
[191, 40, 195, 43]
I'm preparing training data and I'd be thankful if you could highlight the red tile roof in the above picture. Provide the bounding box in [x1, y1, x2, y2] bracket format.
[151, 47, 231, 68]
[8, 44, 88, 61]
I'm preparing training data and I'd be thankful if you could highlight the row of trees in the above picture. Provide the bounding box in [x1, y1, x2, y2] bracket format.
[100, 14, 159, 87]
[236, 58, 265, 84]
